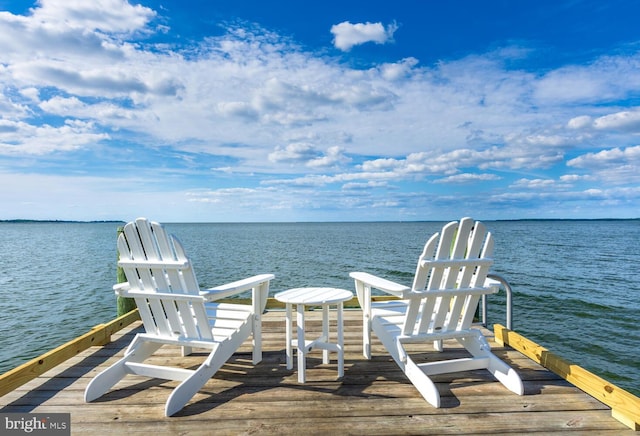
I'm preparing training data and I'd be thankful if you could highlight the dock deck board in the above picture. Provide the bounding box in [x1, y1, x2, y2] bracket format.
[0, 310, 633, 434]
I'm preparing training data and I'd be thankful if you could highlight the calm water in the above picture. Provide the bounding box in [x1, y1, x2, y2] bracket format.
[0, 220, 638, 396]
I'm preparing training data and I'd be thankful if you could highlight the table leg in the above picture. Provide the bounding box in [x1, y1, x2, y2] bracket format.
[322, 303, 329, 364]
[297, 304, 306, 383]
[285, 303, 292, 370]
[337, 301, 344, 378]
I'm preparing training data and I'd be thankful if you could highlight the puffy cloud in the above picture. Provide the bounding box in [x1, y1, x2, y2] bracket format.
[434, 173, 501, 184]
[567, 115, 592, 130]
[0, 119, 109, 155]
[307, 146, 351, 168]
[268, 143, 318, 163]
[29, 0, 156, 34]
[560, 174, 592, 183]
[511, 178, 560, 189]
[331, 21, 397, 51]
[593, 110, 640, 132]
[39, 96, 85, 113]
[567, 109, 640, 133]
[2, 1, 640, 220]
[567, 145, 640, 185]
[268, 144, 350, 168]
[342, 180, 388, 190]
[568, 145, 640, 168]
[379, 57, 419, 81]
[534, 55, 640, 104]
[0, 3, 149, 63]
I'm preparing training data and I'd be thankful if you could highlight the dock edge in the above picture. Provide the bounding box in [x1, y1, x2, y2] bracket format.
[0, 309, 140, 398]
[494, 323, 640, 431]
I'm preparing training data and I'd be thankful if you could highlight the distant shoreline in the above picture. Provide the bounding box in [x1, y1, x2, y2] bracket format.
[0, 219, 126, 224]
[0, 218, 637, 224]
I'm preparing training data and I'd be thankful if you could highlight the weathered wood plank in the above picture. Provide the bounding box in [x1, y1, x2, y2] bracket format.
[9, 406, 632, 435]
[0, 311, 635, 434]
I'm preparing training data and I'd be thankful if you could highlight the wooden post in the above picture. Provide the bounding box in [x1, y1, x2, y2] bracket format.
[116, 226, 136, 316]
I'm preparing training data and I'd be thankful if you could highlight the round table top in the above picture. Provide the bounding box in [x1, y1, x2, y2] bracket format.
[274, 287, 353, 305]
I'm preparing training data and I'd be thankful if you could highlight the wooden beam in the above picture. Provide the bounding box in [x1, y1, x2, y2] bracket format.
[494, 323, 640, 431]
[0, 309, 140, 398]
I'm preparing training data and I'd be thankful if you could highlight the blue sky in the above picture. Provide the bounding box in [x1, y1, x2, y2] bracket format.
[1, 0, 639, 222]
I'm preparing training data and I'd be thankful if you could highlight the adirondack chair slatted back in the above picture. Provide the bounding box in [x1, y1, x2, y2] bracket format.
[118, 218, 212, 340]
[118, 218, 200, 294]
[403, 218, 494, 336]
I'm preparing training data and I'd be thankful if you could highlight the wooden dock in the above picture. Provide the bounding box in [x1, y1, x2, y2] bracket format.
[0, 309, 636, 434]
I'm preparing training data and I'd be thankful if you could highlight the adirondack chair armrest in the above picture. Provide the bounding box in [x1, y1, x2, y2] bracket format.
[349, 272, 410, 297]
[113, 282, 131, 295]
[200, 273, 275, 301]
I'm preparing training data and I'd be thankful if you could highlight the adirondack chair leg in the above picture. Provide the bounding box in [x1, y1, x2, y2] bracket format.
[405, 355, 441, 408]
[371, 318, 401, 365]
[487, 355, 524, 395]
[251, 282, 269, 365]
[165, 345, 222, 417]
[374, 325, 443, 407]
[354, 280, 372, 359]
[165, 326, 250, 416]
[84, 336, 161, 402]
[433, 339, 443, 352]
[251, 313, 262, 365]
[457, 332, 524, 396]
[84, 361, 129, 403]
[363, 312, 372, 360]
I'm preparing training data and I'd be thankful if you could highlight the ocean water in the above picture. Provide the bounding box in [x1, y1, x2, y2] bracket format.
[0, 220, 638, 397]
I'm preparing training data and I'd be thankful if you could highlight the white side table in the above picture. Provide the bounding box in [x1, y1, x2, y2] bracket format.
[274, 287, 353, 383]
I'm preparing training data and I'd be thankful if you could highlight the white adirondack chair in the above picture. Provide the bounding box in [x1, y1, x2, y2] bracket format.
[84, 218, 275, 416]
[350, 217, 523, 407]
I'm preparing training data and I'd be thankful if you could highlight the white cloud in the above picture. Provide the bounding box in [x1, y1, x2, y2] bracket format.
[268, 143, 318, 163]
[307, 146, 351, 168]
[560, 174, 592, 183]
[1, 2, 640, 220]
[30, 0, 156, 34]
[0, 119, 108, 155]
[568, 145, 640, 168]
[567, 115, 592, 130]
[379, 57, 419, 81]
[342, 180, 388, 190]
[511, 178, 559, 189]
[567, 109, 640, 136]
[0, 92, 30, 119]
[534, 55, 640, 104]
[434, 173, 501, 184]
[39, 96, 85, 113]
[567, 145, 640, 185]
[593, 109, 640, 132]
[19, 87, 40, 102]
[331, 21, 397, 51]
